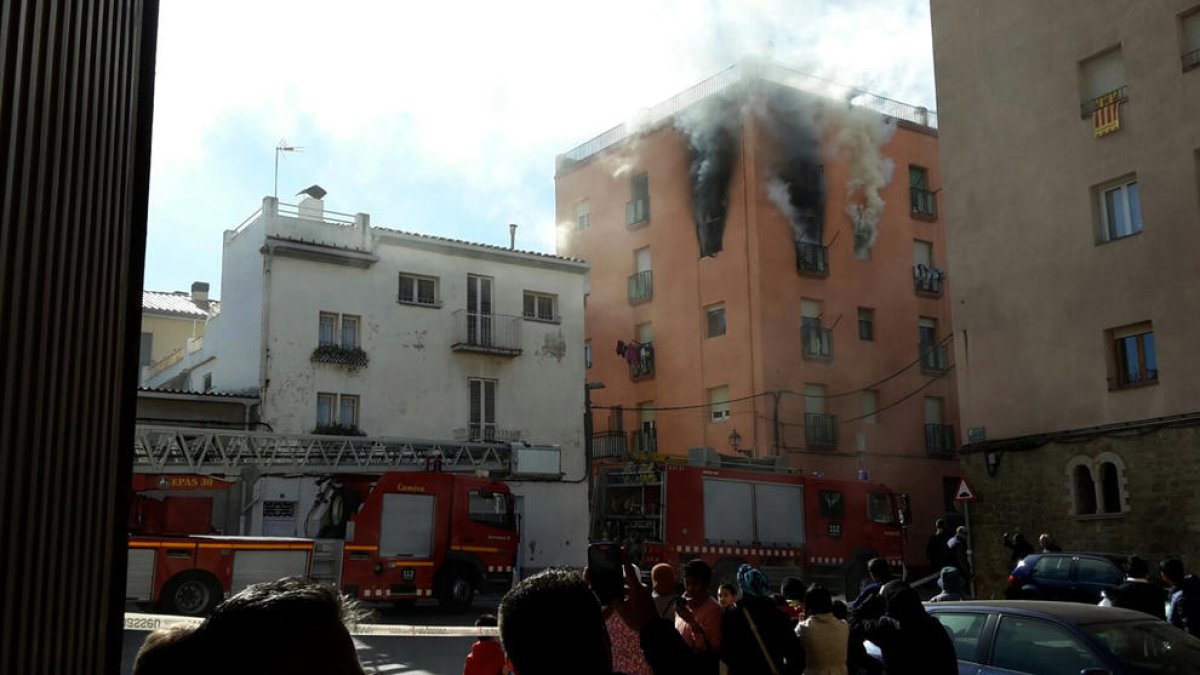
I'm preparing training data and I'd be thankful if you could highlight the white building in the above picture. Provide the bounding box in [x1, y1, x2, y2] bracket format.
[150, 195, 590, 573]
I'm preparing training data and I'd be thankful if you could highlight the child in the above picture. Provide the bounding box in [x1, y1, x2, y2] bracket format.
[463, 614, 506, 675]
[717, 582, 739, 609]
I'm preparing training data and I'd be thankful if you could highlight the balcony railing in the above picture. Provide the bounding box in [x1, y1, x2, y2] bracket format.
[628, 270, 653, 304]
[451, 310, 522, 356]
[805, 413, 838, 451]
[920, 343, 949, 373]
[626, 197, 649, 227]
[1184, 49, 1200, 72]
[801, 324, 832, 360]
[1079, 86, 1127, 119]
[925, 423, 956, 456]
[591, 432, 628, 460]
[910, 187, 936, 218]
[630, 429, 657, 456]
[795, 241, 829, 277]
[629, 341, 655, 380]
[914, 265, 944, 296]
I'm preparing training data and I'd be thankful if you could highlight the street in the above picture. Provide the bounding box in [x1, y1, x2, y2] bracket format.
[119, 595, 502, 675]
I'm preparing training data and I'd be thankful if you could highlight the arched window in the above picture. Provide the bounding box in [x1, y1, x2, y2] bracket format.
[1073, 464, 1097, 515]
[1100, 462, 1122, 514]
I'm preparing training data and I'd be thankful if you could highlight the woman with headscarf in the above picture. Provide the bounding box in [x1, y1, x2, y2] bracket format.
[717, 564, 805, 675]
[849, 580, 957, 675]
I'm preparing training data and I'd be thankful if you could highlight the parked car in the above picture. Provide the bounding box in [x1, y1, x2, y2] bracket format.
[1006, 553, 1128, 603]
[922, 600, 1200, 675]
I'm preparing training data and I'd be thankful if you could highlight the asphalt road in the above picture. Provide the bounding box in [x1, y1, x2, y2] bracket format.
[120, 595, 502, 675]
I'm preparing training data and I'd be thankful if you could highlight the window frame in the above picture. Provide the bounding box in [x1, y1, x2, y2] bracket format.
[709, 386, 731, 423]
[522, 290, 559, 323]
[857, 307, 874, 341]
[706, 303, 727, 338]
[316, 392, 336, 427]
[575, 200, 591, 230]
[1181, 8, 1200, 72]
[469, 377, 498, 441]
[318, 312, 337, 346]
[1107, 322, 1157, 389]
[398, 272, 440, 307]
[340, 314, 360, 349]
[1095, 176, 1142, 243]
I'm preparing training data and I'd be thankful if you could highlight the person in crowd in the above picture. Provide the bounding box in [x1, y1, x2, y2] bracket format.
[1001, 531, 1034, 568]
[946, 526, 972, 582]
[1098, 555, 1166, 619]
[595, 563, 654, 675]
[929, 566, 968, 602]
[718, 582, 739, 609]
[831, 599, 848, 621]
[849, 557, 894, 611]
[850, 580, 957, 675]
[133, 577, 368, 675]
[1161, 558, 1200, 636]
[675, 559, 724, 655]
[1038, 533, 1062, 553]
[794, 584, 848, 675]
[719, 564, 806, 674]
[926, 518, 951, 571]
[651, 563, 681, 620]
[780, 577, 807, 623]
[462, 614, 506, 675]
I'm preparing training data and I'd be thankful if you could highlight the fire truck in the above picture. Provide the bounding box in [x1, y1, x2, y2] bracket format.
[125, 426, 545, 616]
[596, 449, 909, 598]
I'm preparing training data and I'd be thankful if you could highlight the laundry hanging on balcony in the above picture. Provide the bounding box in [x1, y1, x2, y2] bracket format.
[1093, 91, 1121, 137]
[615, 340, 653, 369]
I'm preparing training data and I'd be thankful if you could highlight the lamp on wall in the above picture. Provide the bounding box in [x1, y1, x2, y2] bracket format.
[986, 450, 1002, 477]
[729, 428, 744, 456]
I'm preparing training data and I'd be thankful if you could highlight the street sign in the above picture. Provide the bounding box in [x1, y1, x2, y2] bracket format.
[954, 477, 977, 502]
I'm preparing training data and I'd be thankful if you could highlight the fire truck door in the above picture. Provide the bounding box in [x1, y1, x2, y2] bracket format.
[231, 550, 308, 594]
[379, 493, 435, 558]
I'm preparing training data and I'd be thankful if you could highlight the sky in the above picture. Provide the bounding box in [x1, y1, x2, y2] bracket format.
[145, 0, 937, 297]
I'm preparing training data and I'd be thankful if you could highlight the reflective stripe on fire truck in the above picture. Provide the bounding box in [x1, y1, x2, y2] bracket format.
[486, 565, 514, 572]
[344, 544, 378, 552]
[676, 545, 801, 557]
[128, 541, 313, 551]
[450, 545, 502, 554]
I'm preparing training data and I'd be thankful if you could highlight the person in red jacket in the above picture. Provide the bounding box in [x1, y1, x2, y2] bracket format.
[463, 614, 507, 675]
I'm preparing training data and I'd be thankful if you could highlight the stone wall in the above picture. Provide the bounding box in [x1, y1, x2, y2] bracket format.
[959, 424, 1200, 599]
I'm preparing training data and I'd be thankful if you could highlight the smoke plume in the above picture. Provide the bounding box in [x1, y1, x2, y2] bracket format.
[758, 88, 824, 252]
[675, 94, 742, 257]
[834, 105, 895, 253]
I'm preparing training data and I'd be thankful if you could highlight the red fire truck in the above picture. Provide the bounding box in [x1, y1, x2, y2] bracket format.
[597, 454, 908, 598]
[127, 471, 519, 615]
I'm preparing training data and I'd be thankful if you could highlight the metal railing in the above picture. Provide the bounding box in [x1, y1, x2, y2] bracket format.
[920, 343, 950, 373]
[914, 266, 944, 296]
[925, 423, 956, 455]
[592, 432, 627, 460]
[795, 241, 829, 276]
[1184, 49, 1200, 72]
[801, 324, 833, 359]
[910, 187, 936, 218]
[805, 413, 838, 451]
[1079, 86, 1127, 118]
[451, 310, 522, 356]
[629, 342, 655, 380]
[628, 270, 653, 304]
[277, 201, 358, 226]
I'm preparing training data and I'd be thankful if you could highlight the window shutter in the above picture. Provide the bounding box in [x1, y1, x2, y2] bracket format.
[467, 276, 478, 314]
[417, 278, 435, 305]
[523, 293, 535, 318]
[484, 380, 496, 425]
[469, 380, 481, 424]
[480, 278, 492, 315]
[538, 296, 553, 320]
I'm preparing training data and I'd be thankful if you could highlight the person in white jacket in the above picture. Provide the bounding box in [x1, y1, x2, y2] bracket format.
[795, 584, 849, 675]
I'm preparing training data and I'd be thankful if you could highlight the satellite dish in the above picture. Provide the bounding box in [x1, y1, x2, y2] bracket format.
[296, 184, 327, 200]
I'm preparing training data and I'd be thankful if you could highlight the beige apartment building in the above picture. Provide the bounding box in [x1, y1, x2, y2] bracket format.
[932, 0, 1200, 596]
[139, 282, 219, 387]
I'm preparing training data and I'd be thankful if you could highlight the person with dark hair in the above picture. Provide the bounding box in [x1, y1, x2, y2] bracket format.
[795, 584, 848, 675]
[718, 582, 739, 609]
[831, 599, 848, 621]
[850, 580, 957, 675]
[926, 518, 951, 571]
[132, 625, 205, 675]
[462, 614, 506, 675]
[1099, 555, 1166, 619]
[675, 559, 723, 654]
[849, 557, 894, 611]
[946, 526, 972, 583]
[780, 577, 807, 622]
[1001, 531, 1034, 568]
[133, 577, 368, 675]
[1161, 558, 1200, 635]
[929, 566, 968, 602]
[719, 564, 806, 674]
[1038, 533, 1062, 553]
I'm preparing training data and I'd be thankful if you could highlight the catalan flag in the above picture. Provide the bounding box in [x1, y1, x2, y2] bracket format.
[1093, 91, 1121, 137]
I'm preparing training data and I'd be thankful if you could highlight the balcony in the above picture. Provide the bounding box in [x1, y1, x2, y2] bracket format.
[628, 270, 653, 305]
[925, 423, 957, 456]
[311, 345, 369, 368]
[910, 187, 936, 219]
[451, 310, 522, 357]
[1185, 49, 1200, 72]
[795, 241, 829, 277]
[801, 324, 832, 360]
[630, 429, 657, 456]
[629, 341, 654, 380]
[805, 413, 838, 451]
[1079, 86, 1127, 119]
[626, 197, 649, 228]
[591, 432, 627, 460]
[914, 265, 944, 297]
[920, 343, 949, 374]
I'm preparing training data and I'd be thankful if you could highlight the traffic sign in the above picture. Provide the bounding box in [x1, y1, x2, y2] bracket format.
[954, 477, 977, 502]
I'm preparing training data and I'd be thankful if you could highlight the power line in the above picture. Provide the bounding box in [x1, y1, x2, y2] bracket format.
[589, 391, 771, 413]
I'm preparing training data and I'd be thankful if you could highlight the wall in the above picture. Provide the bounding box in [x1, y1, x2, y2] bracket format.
[135, 393, 256, 429]
[141, 313, 203, 365]
[205, 204, 270, 395]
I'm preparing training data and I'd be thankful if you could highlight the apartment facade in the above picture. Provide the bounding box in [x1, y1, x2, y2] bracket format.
[139, 283, 218, 386]
[932, 0, 1200, 596]
[556, 64, 960, 572]
[150, 195, 590, 573]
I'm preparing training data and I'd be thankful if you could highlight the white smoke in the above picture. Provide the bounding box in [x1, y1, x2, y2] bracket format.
[766, 175, 803, 243]
[831, 105, 895, 253]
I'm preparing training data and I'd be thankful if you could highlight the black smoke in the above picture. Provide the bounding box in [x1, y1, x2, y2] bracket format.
[761, 88, 825, 249]
[677, 94, 742, 258]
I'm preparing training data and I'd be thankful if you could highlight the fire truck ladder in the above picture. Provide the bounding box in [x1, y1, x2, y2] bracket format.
[133, 425, 513, 475]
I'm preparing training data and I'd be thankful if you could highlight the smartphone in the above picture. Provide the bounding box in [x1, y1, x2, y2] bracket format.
[587, 542, 625, 605]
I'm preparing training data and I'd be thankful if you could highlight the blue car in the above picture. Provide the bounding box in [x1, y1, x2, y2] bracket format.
[922, 600, 1200, 675]
[1005, 553, 1127, 604]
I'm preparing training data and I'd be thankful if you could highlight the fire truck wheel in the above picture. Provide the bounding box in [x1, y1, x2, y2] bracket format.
[160, 571, 222, 616]
[436, 568, 476, 612]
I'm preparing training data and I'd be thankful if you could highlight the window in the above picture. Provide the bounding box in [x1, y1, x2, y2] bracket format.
[629, 247, 652, 304]
[469, 491, 513, 529]
[1077, 558, 1123, 586]
[992, 616, 1103, 675]
[576, 200, 590, 230]
[1108, 322, 1157, 388]
[398, 273, 438, 306]
[1074, 464, 1098, 515]
[857, 307, 874, 341]
[315, 393, 358, 430]
[523, 291, 558, 322]
[818, 491, 845, 518]
[1100, 462, 1121, 514]
[1069, 454, 1128, 516]
[1096, 177, 1142, 242]
[805, 384, 827, 415]
[318, 312, 360, 348]
[706, 303, 726, 338]
[933, 613, 988, 664]
[316, 393, 334, 427]
[319, 312, 337, 346]
[340, 315, 359, 349]
[919, 317, 938, 347]
[861, 390, 878, 424]
[626, 173, 649, 226]
[867, 492, 895, 524]
[1181, 10, 1200, 71]
[139, 332, 153, 367]
[913, 241, 942, 295]
[1080, 47, 1126, 115]
[202, 373, 213, 392]
[801, 299, 830, 359]
[909, 166, 935, 217]
[469, 378, 497, 441]
[709, 385, 730, 422]
[339, 394, 359, 428]
[584, 341, 592, 369]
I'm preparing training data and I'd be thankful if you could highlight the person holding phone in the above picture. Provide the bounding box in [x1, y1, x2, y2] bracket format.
[675, 559, 724, 655]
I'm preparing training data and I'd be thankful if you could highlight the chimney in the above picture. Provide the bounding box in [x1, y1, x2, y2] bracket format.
[509, 223, 518, 250]
[191, 281, 210, 304]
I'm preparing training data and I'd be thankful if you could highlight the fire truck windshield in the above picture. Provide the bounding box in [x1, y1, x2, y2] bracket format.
[469, 490, 515, 530]
[867, 491, 896, 525]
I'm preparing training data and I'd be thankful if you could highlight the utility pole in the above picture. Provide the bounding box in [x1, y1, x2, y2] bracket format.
[584, 381, 606, 539]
